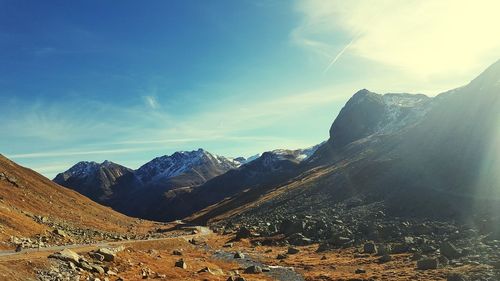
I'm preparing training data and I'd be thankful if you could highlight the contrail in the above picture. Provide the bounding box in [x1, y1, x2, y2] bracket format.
[323, 36, 357, 74]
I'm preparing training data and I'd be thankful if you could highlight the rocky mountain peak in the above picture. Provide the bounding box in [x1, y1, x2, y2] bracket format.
[135, 148, 238, 186]
[328, 89, 432, 150]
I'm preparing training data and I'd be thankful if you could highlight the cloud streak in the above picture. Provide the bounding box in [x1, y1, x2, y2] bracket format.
[323, 36, 356, 73]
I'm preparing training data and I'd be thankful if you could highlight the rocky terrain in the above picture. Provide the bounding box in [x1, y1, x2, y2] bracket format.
[0, 154, 169, 251]
[2, 60, 499, 280]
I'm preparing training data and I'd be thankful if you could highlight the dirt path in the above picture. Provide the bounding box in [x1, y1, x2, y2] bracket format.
[0, 225, 211, 261]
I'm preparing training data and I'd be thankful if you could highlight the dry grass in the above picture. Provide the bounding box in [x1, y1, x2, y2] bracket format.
[0, 155, 163, 249]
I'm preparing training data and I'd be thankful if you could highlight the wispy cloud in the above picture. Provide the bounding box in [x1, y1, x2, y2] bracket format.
[294, 0, 500, 92]
[7, 147, 157, 159]
[143, 95, 159, 109]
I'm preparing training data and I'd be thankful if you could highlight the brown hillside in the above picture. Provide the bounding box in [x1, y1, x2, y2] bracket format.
[0, 154, 158, 249]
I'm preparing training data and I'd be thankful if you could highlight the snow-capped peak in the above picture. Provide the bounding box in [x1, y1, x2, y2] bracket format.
[377, 93, 432, 134]
[63, 161, 100, 178]
[135, 148, 238, 184]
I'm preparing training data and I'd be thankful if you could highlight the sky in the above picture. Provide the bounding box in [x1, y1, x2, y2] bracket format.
[2, 0, 500, 178]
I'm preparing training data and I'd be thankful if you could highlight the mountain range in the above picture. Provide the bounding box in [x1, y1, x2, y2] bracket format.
[53, 145, 320, 221]
[20, 60, 500, 228]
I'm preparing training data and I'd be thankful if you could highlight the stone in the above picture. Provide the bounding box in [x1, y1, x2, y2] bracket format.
[244, 265, 262, 274]
[440, 242, 461, 259]
[235, 227, 252, 239]
[279, 219, 305, 235]
[411, 252, 423, 261]
[277, 253, 288, 260]
[172, 249, 183, 256]
[53, 229, 67, 237]
[89, 252, 105, 261]
[392, 243, 409, 254]
[288, 233, 312, 246]
[97, 248, 116, 262]
[417, 258, 439, 270]
[175, 259, 187, 269]
[355, 268, 366, 274]
[378, 254, 391, 263]
[363, 242, 377, 254]
[287, 247, 300, 254]
[91, 264, 105, 274]
[48, 249, 81, 264]
[198, 267, 224, 275]
[233, 251, 245, 259]
[438, 255, 449, 267]
[376, 244, 392, 256]
[447, 273, 468, 281]
[227, 277, 246, 281]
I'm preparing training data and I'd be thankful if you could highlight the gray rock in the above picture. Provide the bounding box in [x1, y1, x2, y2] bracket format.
[288, 233, 312, 246]
[48, 249, 81, 265]
[91, 264, 105, 274]
[235, 227, 252, 239]
[97, 248, 116, 262]
[440, 242, 462, 259]
[280, 219, 305, 235]
[378, 254, 391, 263]
[53, 229, 68, 237]
[376, 244, 392, 256]
[244, 265, 262, 274]
[277, 253, 288, 259]
[227, 277, 246, 281]
[175, 259, 187, 269]
[417, 258, 439, 270]
[287, 247, 300, 254]
[89, 252, 105, 261]
[363, 242, 377, 254]
[233, 251, 245, 259]
[447, 273, 468, 281]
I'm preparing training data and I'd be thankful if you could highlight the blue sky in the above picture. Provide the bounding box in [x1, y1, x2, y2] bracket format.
[2, 0, 500, 177]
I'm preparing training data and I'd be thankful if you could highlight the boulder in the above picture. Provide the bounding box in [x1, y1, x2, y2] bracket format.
[355, 268, 366, 274]
[227, 277, 246, 281]
[363, 242, 377, 254]
[440, 242, 461, 259]
[277, 253, 287, 259]
[175, 259, 187, 269]
[97, 248, 116, 262]
[378, 254, 391, 263]
[244, 265, 262, 274]
[376, 244, 392, 256]
[198, 267, 224, 275]
[417, 258, 439, 270]
[235, 227, 252, 240]
[233, 251, 245, 259]
[89, 252, 105, 261]
[288, 233, 312, 246]
[279, 219, 305, 235]
[48, 249, 81, 265]
[91, 264, 105, 274]
[447, 273, 468, 281]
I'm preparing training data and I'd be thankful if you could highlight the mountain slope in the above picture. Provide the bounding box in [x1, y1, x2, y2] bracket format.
[189, 60, 500, 226]
[0, 154, 153, 250]
[135, 148, 239, 189]
[53, 160, 135, 203]
[54, 149, 239, 221]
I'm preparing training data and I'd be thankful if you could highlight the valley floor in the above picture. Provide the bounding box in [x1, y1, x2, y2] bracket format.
[1, 224, 494, 281]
